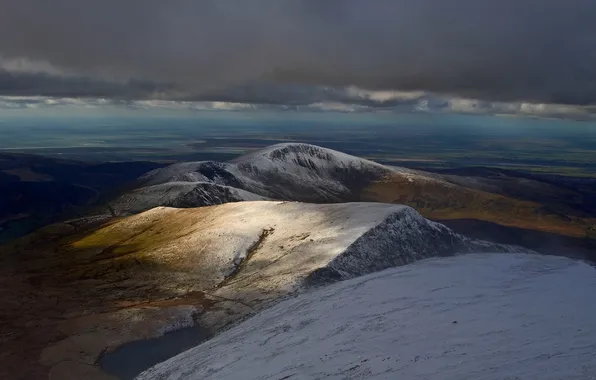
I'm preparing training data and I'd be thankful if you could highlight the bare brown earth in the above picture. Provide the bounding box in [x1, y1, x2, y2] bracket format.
[0, 213, 237, 380]
[362, 173, 596, 238]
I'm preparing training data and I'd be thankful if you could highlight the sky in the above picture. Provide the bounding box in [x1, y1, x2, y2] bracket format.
[1, 1, 595, 119]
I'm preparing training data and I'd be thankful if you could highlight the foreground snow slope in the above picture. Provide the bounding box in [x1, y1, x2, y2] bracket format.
[138, 254, 596, 380]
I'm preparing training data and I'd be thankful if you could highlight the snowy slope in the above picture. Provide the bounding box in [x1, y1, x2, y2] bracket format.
[109, 181, 268, 216]
[135, 143, 386, 202]
[231, 143, 404, 201]
[140, 161, 242, 188]
[137, 253, 596, 380]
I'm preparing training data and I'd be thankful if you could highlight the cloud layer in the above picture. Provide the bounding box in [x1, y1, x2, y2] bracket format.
[1, 0, 595, 105]
[3, 95, 594, 121]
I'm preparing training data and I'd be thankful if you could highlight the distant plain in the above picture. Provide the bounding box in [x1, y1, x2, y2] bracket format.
[2, 111, 596, 177]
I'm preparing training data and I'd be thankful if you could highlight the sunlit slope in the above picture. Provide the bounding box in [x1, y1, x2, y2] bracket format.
[70, 201, 523, 293]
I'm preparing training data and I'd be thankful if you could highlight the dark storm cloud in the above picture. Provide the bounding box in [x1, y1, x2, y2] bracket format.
[0, 69, 418, 107]
[0, 70, 170, 98]
[0, 0, 595, 104]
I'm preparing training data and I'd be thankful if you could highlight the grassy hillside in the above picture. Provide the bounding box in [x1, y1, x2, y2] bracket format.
[363, 173, 595, 239]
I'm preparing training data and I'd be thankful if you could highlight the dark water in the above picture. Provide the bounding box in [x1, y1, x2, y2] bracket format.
[100, 325, 210, 380]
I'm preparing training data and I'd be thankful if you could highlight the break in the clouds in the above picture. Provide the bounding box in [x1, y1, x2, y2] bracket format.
[0, 0, 595, 105]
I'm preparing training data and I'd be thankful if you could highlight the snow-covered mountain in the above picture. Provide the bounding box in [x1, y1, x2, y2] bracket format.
[141, 143, 395, 193]
[226, 143, 399, 200]
[108, 143, 446, 215]
[137, 253, 596, 380]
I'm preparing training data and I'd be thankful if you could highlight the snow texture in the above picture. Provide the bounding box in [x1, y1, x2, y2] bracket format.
[137, 254, 596, 380]
[110, 181, 267, 216]
[315, 207, 523, 284]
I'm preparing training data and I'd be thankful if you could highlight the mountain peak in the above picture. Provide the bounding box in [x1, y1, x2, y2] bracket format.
[232, 143, 386, 171]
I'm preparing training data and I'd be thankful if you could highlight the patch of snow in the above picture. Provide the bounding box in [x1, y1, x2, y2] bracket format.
[109, 181, 268, 215]
[232, 143, 387, 171]
[137, 254, 596, 380]
[140, 162, 212, 186]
